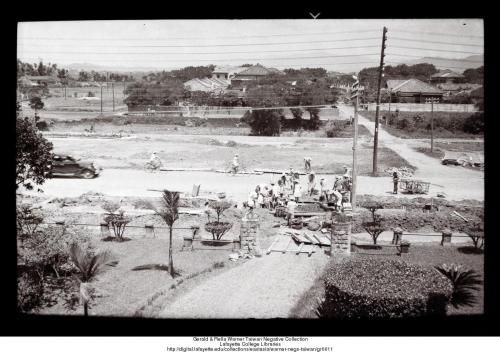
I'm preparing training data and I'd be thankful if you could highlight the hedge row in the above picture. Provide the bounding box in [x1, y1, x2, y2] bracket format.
[322, 256, 453, 318]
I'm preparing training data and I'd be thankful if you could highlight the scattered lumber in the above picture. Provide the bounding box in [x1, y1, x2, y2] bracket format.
[313, 233, 331, 246]
[266, 237, 281, 255]
[452, 211, 469, 222]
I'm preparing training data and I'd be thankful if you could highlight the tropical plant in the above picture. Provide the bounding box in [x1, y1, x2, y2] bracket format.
[435, 264, 483, 308]
[69, 243, 117, 316]
[102, 201, 130, 241]
[154, 190, 180, 277]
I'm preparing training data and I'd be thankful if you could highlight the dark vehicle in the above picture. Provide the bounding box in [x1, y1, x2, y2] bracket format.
[48, 154, 101, 178]
[441, 158, 461, 166]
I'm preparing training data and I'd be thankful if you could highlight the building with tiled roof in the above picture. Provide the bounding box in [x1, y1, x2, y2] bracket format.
[430, 69, 465, 84]
[184, 77, 230, 93]
[211, 66, 247, 80]
[386, 78, 443, 103]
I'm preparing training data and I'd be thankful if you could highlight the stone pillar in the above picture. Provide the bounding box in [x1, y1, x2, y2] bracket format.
[441, 228, 452, 246]
[100, 221, 109, 237]
[330, 222, 351, 256]
[240, 217, 260, 256]
[144, 223, 155, 238]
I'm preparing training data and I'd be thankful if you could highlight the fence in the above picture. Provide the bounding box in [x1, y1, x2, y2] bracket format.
[366, 103, 479, 113]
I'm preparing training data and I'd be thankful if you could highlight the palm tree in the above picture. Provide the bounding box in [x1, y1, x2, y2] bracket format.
[435, 264, 483, 308]
[154, 190, 180, 278]
[69, 243, 117, 316]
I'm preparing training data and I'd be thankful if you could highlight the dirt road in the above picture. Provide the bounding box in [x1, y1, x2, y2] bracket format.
[160, 251, 330, 318]
[27, 166, 482, 203]
[337, 104, 484, 201]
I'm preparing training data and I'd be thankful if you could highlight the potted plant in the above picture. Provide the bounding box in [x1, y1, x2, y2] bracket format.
[204, 199, 233, 245]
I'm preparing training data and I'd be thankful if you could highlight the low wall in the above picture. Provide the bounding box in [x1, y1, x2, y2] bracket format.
[366, 103, 479, 113]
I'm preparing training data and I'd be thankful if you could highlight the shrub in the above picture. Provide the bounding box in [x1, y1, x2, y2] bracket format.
[362, 201, 385, 244]
[463, 113, 484, 134]
[321, 257, 453, 318]
[435, 264, 482, 308]
[102, 201, 130, 241]
[204, 199, 233, 240]
[242, 109, 282, 136]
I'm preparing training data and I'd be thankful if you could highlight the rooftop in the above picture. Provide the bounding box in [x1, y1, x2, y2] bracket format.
[386, 78, 443, 94]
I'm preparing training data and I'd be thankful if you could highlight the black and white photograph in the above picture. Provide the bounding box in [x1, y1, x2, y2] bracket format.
[15, 18, 487, 322]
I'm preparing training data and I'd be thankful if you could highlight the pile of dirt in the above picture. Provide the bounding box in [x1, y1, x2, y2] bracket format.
[384, 166, 414, 178]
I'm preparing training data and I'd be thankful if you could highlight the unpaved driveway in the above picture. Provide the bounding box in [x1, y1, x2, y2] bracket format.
[160, 252, 330, 318]
[338, 104, 484, 201]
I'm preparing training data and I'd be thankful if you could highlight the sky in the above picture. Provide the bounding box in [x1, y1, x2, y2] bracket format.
[17, 19, 484, 73]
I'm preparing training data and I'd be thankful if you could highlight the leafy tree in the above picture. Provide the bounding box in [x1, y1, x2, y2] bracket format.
[124, 81, 185, 108]
[463, 66, 484, 84]
[154, 190, 180, 278]
[16, 115, 54, 190]
[361, 201, 385, 245]
[242, 109, 282, 136]
[69, 243, 117, 316]
[78, 71, 90, 82]
[29, 96, 44, 119]
[463, 113, 484, 134]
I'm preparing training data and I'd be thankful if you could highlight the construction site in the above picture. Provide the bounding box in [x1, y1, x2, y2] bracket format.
[16, 19, 485, 320]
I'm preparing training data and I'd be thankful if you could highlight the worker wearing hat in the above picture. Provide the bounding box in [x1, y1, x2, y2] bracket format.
[332, 176, 343, 208]
[150, 151, 162, 169]
[304, 157, 312, 173]
[293, 179, 302, 202]
[286, 194, 297, 225]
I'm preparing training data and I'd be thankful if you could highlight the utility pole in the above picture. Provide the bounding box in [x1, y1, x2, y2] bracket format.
[112, 82, 115, 112]
[372, 26, 388, 176]
[351, 75, 360, 211]
[100, 84, 103, 115]
[430, 98, 434, 153]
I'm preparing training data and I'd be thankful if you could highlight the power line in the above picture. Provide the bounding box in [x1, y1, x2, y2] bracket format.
[386, 53, 483, 63]
[20, 29, 381, 41]
[391, 29, 484, 39]
[19, 37, 382, 48]
[389, 36, 483, 47]
[389, 45, 483, 55]
[19, 45, 381, 56]
[384, 61, 480, 70]
[17, 53, 380, 63]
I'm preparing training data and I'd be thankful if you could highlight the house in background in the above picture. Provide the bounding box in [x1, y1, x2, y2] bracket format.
[184, 77, 230, 94]
[430, 69, 465, 84]
[24, 75, 61, 86]
[386, 78, 444, 103]
[211, 66, 247, 80]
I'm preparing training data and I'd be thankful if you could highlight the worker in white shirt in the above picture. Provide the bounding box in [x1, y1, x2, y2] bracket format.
[332, 176, 343, 208]
[304, 157, 312, 173]
[286, 195, 297, 226]
[293, 180, 302, 202]
[150, 152, 162, 169]
[319, 178, 329, 201]
[307, 172, 318, 196]
[231, 153, 240, 174]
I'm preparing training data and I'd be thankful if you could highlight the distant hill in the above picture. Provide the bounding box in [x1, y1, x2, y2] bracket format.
[63, 62, 163, 73]
[401, 55, 483, 73]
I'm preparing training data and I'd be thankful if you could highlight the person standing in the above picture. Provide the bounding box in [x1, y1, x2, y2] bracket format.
[286, 195, 297, 226]
[332, 176, 343, 208]
[231, 153, 240, 174]
[307, 172, 317, 196]
[393, 171, 400, 194]
[304, 157, 312, 173]
[293, 180, 302, 202]
[319, 178, 328, 201]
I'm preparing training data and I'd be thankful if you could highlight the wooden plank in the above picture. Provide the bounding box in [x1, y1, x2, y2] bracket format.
[266, 237, 281, 255]
[319, 233, 331, 245]
[292, 211, 329, 217]
[304, 233, 319, 245]
[295, 233, 312, 244]
[313, 233, 330, 246]
[296, 243, 304, 255]
[283, 237, 293, 253]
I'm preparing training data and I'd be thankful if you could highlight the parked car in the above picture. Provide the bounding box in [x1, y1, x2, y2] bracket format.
[441, 158, 461, 166]
[48, 154, 101, 178]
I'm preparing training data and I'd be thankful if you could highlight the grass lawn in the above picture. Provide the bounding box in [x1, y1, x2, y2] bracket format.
[36, 205, 281, 317]
[361, 111, 483, 139]
[289, 244, 484, 318]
